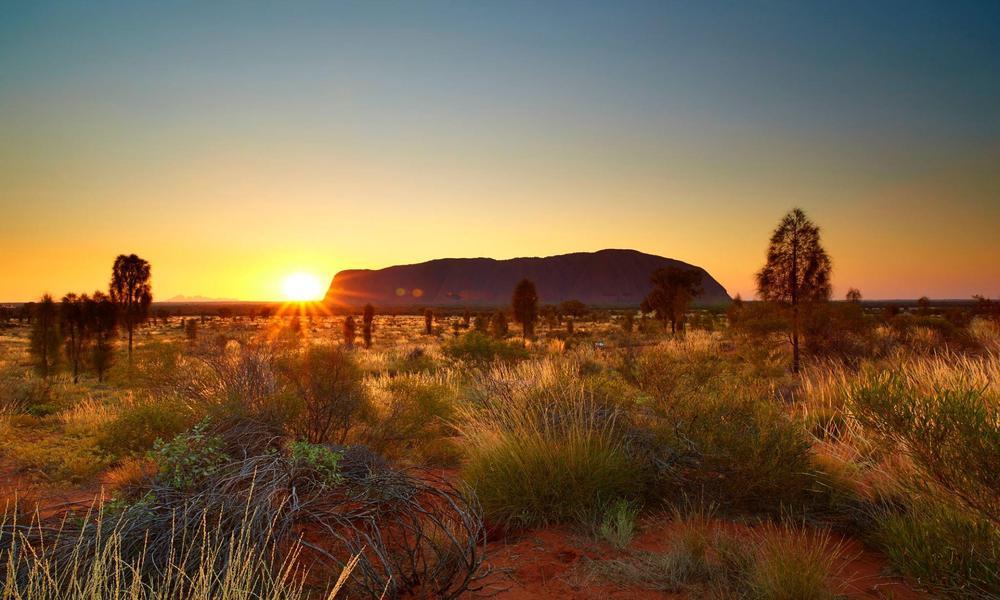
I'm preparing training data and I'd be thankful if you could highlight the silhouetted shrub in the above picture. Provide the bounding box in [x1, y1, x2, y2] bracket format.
[362, 304, 375, 348]
[280, 346, 370, 444]
[490, 310, 508, 338]
[342, 315, 356, 348]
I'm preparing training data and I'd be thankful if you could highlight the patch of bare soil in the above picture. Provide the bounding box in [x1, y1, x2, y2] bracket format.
[472, 517, 927, 600]
[0, 459, 108, 519]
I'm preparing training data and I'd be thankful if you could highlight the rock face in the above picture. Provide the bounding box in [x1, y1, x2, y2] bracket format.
[324, 249, 730, 308]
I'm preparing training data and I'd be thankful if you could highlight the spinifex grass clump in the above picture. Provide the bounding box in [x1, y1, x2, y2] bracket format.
[647, 392, 815, 515]
[598, 499, 641, 549]
[2, 418, 488, 600]
[0, 502, 337, 600]
[594, 509, 844, 599]
[459, 359, 641, 530]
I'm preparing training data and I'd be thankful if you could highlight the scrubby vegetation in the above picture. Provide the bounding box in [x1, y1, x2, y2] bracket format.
[3, 302, 999, 598]
[3, 224, 999, 598]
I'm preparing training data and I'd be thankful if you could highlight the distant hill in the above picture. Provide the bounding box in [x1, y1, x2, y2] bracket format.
[162, 294, 239, 303]
[324, 249, 730, 308]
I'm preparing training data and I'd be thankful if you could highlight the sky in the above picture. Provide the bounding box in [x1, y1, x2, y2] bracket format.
[2, 0, 998, 302]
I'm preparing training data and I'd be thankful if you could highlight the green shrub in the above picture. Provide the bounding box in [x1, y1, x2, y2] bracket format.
[598, 499, 640, 549]
[98, 399, 194, 457]
[850, 373, 1000, 527]
[279, 346, 370, 444]
[441, 331, 529, 364]
[649, 394, 814, 514]
[362, 376, 455, 464]
[290, 440, 343, 486]
[876, 500, 1000, 598]
[152, 420, 228, 490]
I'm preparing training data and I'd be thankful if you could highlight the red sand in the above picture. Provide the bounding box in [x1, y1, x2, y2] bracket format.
[1, 461, 926, 599]
[472, 516, 927, 599]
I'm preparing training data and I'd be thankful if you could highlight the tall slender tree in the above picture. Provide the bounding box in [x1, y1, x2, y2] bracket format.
[343, 315, 356, 348]
[109, 254, 152, 360]
[424, 309, 434, 335]
[512, 278, 538, 340]
[91, 291, 117, 383]
[362, 304, 375, 348]
[29, 294, 60, 378]
[917, 296, 932, 315]
[756, 208, 832, 373]
[60, 293, 93, 383]
[491, 310, 508, 338]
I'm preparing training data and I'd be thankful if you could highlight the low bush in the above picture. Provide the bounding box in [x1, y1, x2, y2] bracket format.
[97, 398, 194, 457]
[385, 347, 439, 375]
[289, 440, 344, 486]
[463, 426, 639, 530]
[598, 499, 640, 549]
[594, 517, 843, 599]
[632, 341, 732, 403]
[280, 346, 370, 444]
[0, 369, 48, 416]
[875, 499, 1000, 598]
[362, 375, 456, 464]
[850, 373, 1000, 527]
[15, 426, 488, 600]
[4, 432, 111, 484]
[151, 419, 228, 490]
[441, 331, 529, 364]
[648, 393, 814, 514]
[460, 359, 641, 529]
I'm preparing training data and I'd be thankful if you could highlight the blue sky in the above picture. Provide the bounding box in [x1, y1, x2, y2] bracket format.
[2, 1, 998, 300]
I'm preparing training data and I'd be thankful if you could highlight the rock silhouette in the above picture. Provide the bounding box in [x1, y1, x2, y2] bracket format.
[325, 249, 730, 307]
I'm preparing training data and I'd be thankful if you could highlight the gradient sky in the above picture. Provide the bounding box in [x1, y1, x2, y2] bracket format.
[2, 1, 998, 302]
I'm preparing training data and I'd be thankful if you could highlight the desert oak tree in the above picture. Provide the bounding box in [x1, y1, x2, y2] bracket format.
[755, 208, 831, 373]
[512, 278, 539, 340]
[110, 253, 152, 360]
[642, 266, 702, 334]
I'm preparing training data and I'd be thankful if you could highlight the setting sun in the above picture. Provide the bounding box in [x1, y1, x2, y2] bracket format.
[282, 272, 324, 302]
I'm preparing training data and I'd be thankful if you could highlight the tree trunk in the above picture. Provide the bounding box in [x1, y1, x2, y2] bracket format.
[792, 304, 800, 373]
[127, 323, 133, 360]
[790, 231, 799, 373]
